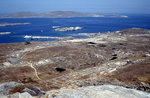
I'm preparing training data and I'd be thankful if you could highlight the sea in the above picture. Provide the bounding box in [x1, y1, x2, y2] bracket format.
[0, 14, 150, 43]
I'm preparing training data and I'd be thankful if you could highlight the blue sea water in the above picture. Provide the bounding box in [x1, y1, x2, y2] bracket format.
[0, 14, 150, 43]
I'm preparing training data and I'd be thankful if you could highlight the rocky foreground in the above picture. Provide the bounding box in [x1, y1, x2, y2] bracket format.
[0, 28, 150, 97]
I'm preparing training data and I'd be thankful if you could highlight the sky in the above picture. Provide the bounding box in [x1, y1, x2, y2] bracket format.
[0, 0, 150, 14]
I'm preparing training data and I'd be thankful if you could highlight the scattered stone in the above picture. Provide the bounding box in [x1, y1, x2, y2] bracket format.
[56, 56, 66, 62]
[3, 62, 12, 67]
[32, 86, 46, 95]
[137, 84, 150, 92]
[112, 48, 116, 50]
[35, 59, 53, 66]
[6, 58, 21, 65]
[126, 60, 133, 64]
[23, 88, 37, 96]
[114, 61, 128, 66]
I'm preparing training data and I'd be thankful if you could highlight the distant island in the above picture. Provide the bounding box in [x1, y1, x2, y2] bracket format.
[0, 23, 30, 26]
[0, 32, 11, 35]
[0, 11, 128, 18]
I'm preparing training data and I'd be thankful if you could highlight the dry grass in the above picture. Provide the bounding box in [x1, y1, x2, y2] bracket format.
[111, 62, 150, 84]
[0, 30, 150, 93]
[9, 85, 25, 94]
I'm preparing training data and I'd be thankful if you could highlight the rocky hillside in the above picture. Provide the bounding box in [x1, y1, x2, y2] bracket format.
[0, 28, 150, 97]
[1, 85, 150, 98]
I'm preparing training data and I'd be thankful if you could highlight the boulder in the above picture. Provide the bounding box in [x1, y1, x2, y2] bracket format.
[23, 88, 37, 96]
[32, 86, 46, 95]
[0, 82, 45, 97]
[9, 92, 33, 98]
[6, 58, 21, 65]
[0, 82, 23, 95]
[56, 56, 66, 62]
[45, 85, 150, 98]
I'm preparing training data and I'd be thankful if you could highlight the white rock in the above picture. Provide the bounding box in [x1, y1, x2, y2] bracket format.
[35, 59, 53, 66]
[3, 62, 12, 67]
[0, 82, 23, 95]
[10, 92, 33, 98]
[146, 54, 150, 57]
[114, 61, 127, 66]
[45, 85, 150, 98]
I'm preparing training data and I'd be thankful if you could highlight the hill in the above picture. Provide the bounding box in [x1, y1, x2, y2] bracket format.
[0, 11, 128, 18]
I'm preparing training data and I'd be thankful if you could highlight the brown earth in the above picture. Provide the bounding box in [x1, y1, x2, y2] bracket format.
[0, 28, 150, 93]
[111, 62, 150, 84]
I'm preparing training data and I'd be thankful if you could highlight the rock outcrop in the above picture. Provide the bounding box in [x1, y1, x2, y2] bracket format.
[1, 85, 150, 98]
[44, 85, 150, 98]
[0, 82, 23, 95]
[0, 82, 45, 97]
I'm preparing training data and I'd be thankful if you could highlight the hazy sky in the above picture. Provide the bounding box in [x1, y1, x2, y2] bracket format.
[0, 0, 150, 14]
